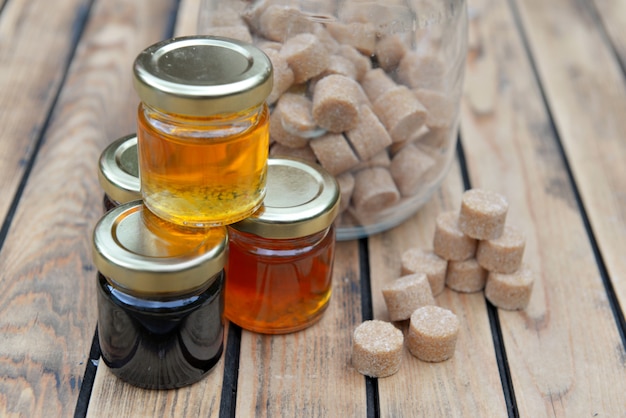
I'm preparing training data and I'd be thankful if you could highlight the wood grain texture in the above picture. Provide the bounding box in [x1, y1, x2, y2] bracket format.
[463, 0, 626, 415]
[236, 240, 368, 417]
[593, 0, 626, 67]
[514, 0, 626, 324]
[0, 0, 172, 416]
[368, 162, 509, 417]
[0, 0, 90, 226]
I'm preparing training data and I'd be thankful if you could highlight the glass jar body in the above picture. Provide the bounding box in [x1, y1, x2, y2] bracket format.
[225, 225, 336, 334]
[96, 272, 225, 389]
[137, 103, 270, 227]
[199, 0, 468, 239]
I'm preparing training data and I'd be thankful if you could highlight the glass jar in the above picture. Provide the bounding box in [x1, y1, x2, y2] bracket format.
[198, 0, 468, 239]
[91, 201, 228, 389]
[225, 157, 340, 334]
[97, 133, 141, 211]
[133, 36, 273, 227]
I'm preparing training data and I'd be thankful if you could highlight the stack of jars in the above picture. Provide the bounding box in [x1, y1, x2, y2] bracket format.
[92, 36, 340, 389]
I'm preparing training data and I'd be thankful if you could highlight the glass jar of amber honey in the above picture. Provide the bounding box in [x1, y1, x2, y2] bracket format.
[97, 133, 141, 211]
[91, 201, 227, 389]
[133, 36, 273, 227]
[225, 157, 340, 334]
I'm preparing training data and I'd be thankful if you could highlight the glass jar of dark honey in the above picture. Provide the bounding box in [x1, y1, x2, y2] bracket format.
[97, 133, 141, 211]
[133, 36, 273, 227]
[91, 201, 228, 389]
[225, 158, 340, 334]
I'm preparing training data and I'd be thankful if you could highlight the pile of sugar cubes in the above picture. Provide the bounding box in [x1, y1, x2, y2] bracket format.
[351, 189, 535, 378]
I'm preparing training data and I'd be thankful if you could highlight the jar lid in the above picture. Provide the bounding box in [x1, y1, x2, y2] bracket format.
[133, 36, 273, 116]
[97, 134, 141, 205]
[92, 201, 228, 295]
[230, 158, 340, 239]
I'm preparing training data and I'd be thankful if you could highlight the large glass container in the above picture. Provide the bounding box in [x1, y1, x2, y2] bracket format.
[198, 0, 468, 239]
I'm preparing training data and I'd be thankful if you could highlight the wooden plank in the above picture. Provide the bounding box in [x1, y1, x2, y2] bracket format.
[0, 0, 90, 226]
[462, 0, 626, 415]
[173, 0, 200, 37]
[0, 0, 173, 416]
[236, 240, 368, 416]
[515, 0, 626, 317]
[593, 0, 626, 67]
[369, 161, 509, 416]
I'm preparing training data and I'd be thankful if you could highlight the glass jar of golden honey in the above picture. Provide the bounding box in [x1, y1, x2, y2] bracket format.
[133, 36, 273, 227]
[91, 201, 228, 389]
[225, 157, 340, 334]
[97, 133, 141, 211]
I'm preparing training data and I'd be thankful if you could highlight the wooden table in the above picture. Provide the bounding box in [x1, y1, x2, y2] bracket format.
[1, 0, 625, 416]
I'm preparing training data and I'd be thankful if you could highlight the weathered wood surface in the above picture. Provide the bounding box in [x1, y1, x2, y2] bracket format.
[0, 0, 172, 416]
[0, 0, 625, 416]
[463, 0, 626, 416]
[0, 0, 90, 224]
[515, 0, 626, 323]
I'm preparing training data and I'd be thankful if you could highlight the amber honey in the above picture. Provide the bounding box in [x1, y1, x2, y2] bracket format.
[225, 227, 335, 334]
[224, 158, 340, 334]
[137, 105, 269, 226]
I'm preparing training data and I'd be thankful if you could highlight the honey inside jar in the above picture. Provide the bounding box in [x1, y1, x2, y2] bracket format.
[225, 227, 335, 334]
[137, 105, 269, 227]
[224, 158, 340, 334]
[133, 36, 273, 227]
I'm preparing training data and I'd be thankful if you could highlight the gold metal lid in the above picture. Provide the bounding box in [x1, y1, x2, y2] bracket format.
[230, 158, 340, 239]
[97, 134, 141, 205]
[92, 201, 228, 295]
[133, 36, 273, 116]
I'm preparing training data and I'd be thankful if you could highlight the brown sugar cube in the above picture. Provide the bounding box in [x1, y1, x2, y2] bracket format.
[309, 133, 359, 176]
[352, 167, 400, 214]
[375, 34, 409, 72]
[263, 49, 295, 105]
[351, 150, 391, 172]
[433, 210, 477, 261]
[360, 69, 397, 103]
[336, 45, 371, 81]
[280, 33, 329, 83]
[275, 93, 318, 136]
[390, 144, 436, 196]
[458, 189, 509, 240]
[382, 273, 435, 322]
[258, 5, 314, 41]
[313, 25, 340, 54]
[407, 305, 459, 362]
[373, 86, 427, 143]
[312, 74, 363, 133]
[476, 225, 526, 274]
[351, 320, 404, 378]
[446, 258, 488, 293]
[345, 105, 392, 161]
[318, 55, 358, 80]
[269, 108, 308, 149]
[400, 248, 447, 296]
[397, 51, 446, 91]
[414, 89, 457, 129]
[336, 172, 355, 213]
[485, 265, 534, 310]
[270, 143, 317, 163]
[326, 22, 377, 56]
[204, 25, 252, 43]
[416, 125, 452, 150]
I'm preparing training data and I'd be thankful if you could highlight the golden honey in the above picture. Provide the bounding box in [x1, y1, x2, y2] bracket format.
[137, 105, 269, 226]
[133, 36, 273, 227]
